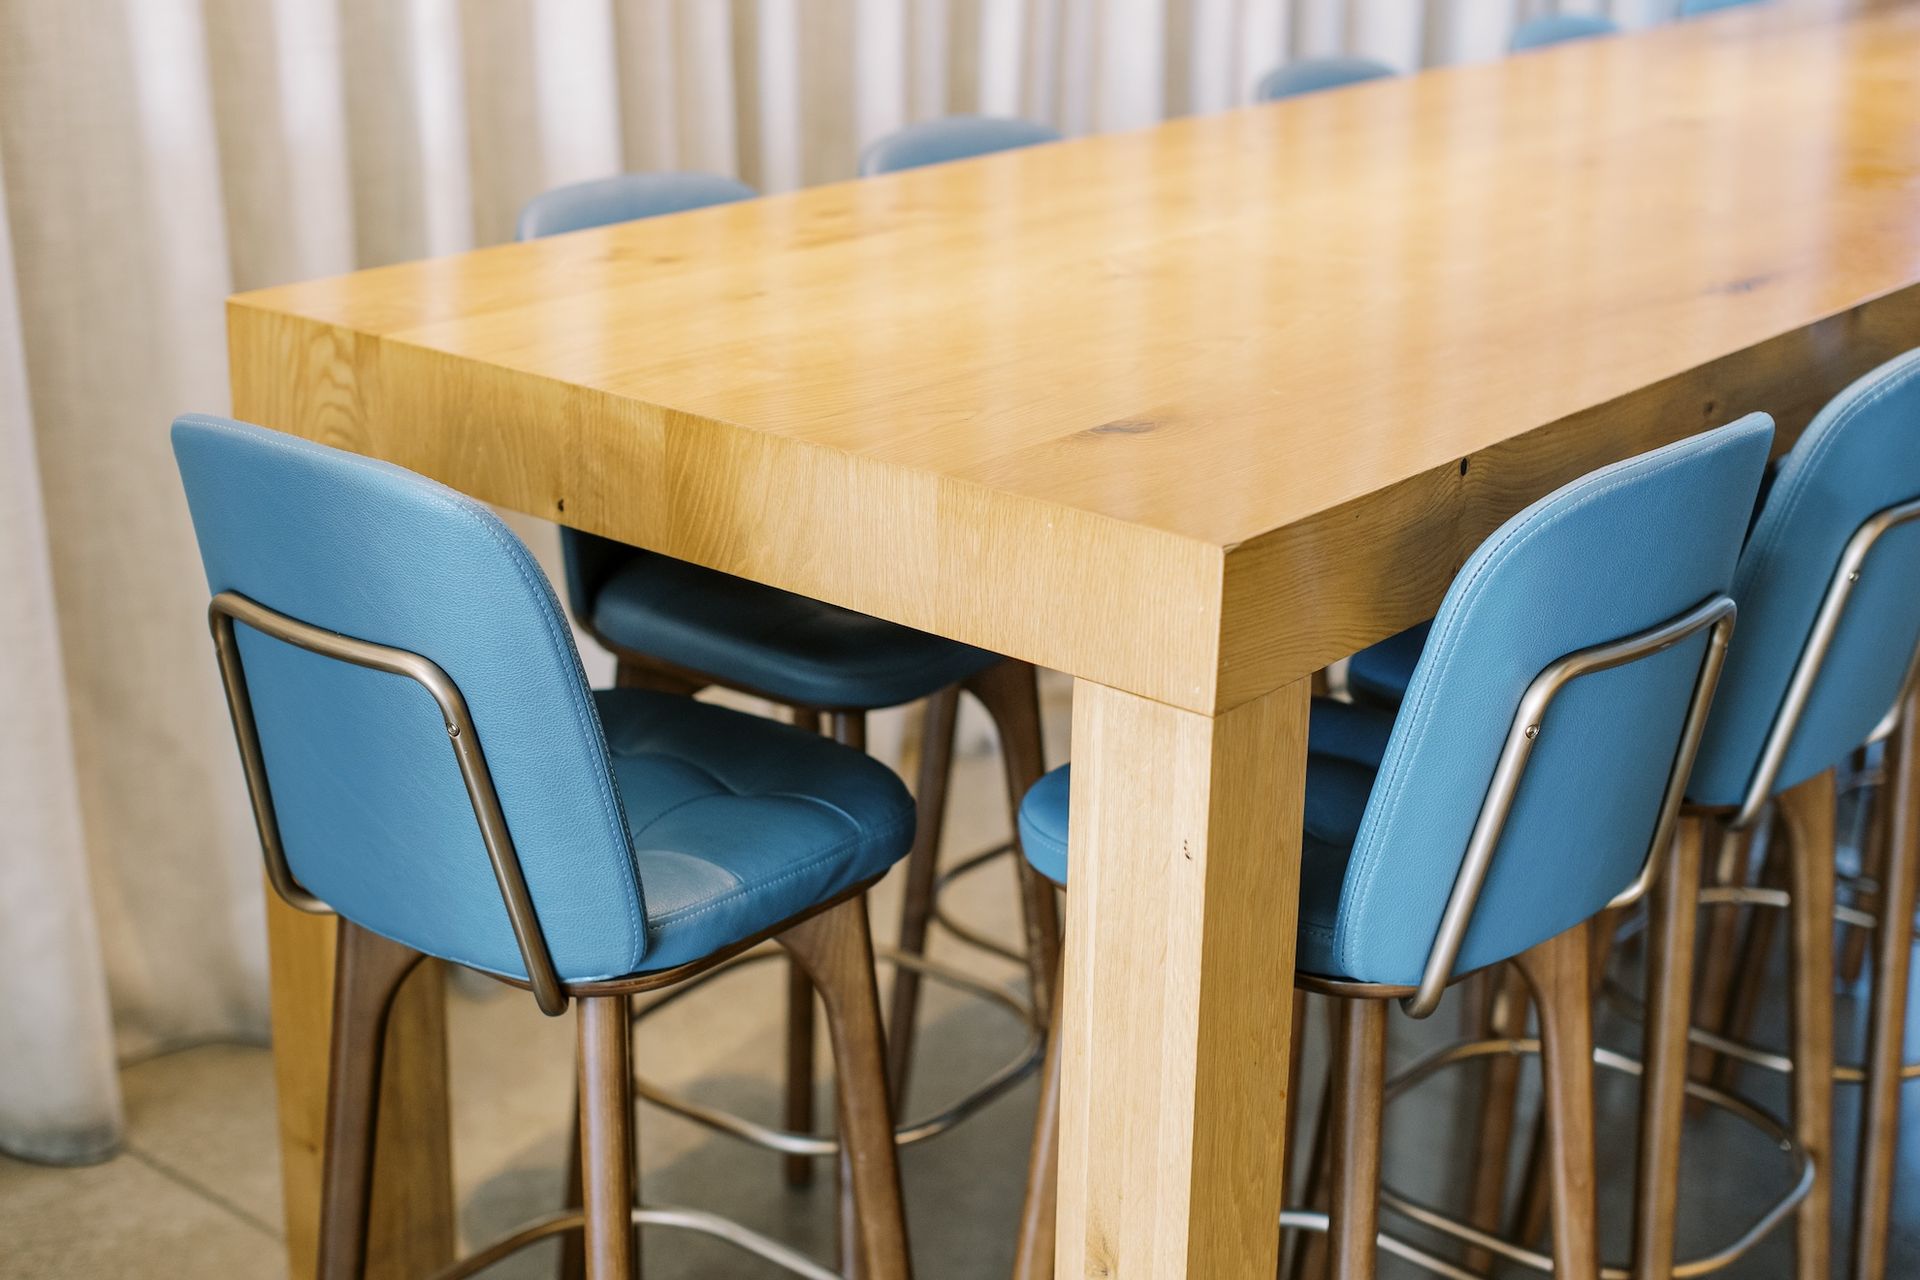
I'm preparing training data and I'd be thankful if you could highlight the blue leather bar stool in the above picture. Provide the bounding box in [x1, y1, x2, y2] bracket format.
[1510, 14, 1621, 50]
[1630, 348, 1920, 1280]
[1012, 416, 1773, 1280]
[1680, 0, 1763, 14]
[515, 171, 757, 238]
[516, 171, 1062, 1172]
[1254, 56, 1398, 103]
[173, 415, 917, 1280]
[858, 115, 1061, 177]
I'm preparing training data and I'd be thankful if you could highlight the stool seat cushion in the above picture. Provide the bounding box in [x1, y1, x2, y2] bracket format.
[595, 688, 916, 973]
[1015, 698, 1394, 977]
[591, 552, 1001, 710]
[1347, 622, 1430, 708]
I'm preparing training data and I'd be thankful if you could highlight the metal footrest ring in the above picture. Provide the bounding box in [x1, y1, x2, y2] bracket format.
[426, 1203, 840, 1280]
[1360, 1035, 1810, 1279]
[1599, 884, 1920, 1082]
[1830, 868, 1920, 934]
[926, 838, 1028, 965]
[630, 943, 1044, 1154]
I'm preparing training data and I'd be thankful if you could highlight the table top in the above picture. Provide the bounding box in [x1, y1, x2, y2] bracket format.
[231, 0, 1920, 714]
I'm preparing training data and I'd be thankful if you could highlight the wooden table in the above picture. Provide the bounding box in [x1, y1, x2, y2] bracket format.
[229, 1, 1920, 1274]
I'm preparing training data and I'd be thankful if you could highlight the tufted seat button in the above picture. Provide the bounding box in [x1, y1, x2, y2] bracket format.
[592, 687, 916, 972]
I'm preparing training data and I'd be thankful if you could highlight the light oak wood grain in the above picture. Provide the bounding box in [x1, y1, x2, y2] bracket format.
[1054, 679, 1307, 1277]
[224, 7, 1920, 1276]
[231, 0, 1920, 714]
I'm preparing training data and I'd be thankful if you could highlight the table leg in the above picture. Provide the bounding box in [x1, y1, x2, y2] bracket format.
[1054, 679, 1308, 1278]
[267, 893, 455, 1278]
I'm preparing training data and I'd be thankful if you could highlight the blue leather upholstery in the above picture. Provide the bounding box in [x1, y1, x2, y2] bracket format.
[514, 171, 755, 240]
[517, 172, 1006, 711]
[1688, 350, 1920, 809]
[1253, 57, 1397, 103]
[1348, 622, 1430, 708]
[1015, 768, 1070, 887]
[1344, 457, 1784, 712]
[1510, 14, 1620, 50]
[174, 416, 915, 983]
[858, 115, 1062, 177]
[593, 688, 915, 970]
[1680, 0, 1761, 13]
[589, 554, 999, 710]
[1020, 416, 1773, 985]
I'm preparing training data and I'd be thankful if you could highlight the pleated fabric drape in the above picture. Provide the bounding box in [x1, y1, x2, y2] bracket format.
[0, 0, 1671, 1163]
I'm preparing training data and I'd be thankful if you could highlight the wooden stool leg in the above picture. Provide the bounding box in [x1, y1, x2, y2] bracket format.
[829, 711, 868, 752]
[784, 963, 818, 1189]
[578, 995, 638, 1280]
[1462, 964, 1530, 1274]
[780, 896, 913, 1280]
[1514, 924, 1600, 1280]
[1839, 751, 1889, 986]
[1854, 707, 1920, 1280]
[779, 706, 830, 1188]
[1508, 909, 1624, 1250]
[316, 923, 426, 1280]
[1013, 959, 1066, 1280]
[966, 660, 1062, 1021]
[1689, 820, 1760, 1096]
[884, 685, 961, 1111]
[1780, 770, 1837, 1280]
[1633, 813, 1706, 1280]
[804, 713, 869, 1216]
[1327, 997, 1388, 1280]
[1715, 826, 1789, 1095]
[1289, 1000, 1339, 1280]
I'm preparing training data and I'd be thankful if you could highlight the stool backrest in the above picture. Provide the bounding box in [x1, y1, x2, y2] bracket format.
[514, 172, 758, 623]
[1686, 349, 1920, 820]
[1336, 415, 1773, 991]
[1253, 56, 1397, 102]
[174, 415, 644, 1001]
[515, 170, 755, 240]
[1511, 14, 1620, 50]
[858, 115, 1062, 177]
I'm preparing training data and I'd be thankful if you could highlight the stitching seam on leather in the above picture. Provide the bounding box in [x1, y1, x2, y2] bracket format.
[1337, 429, 1755, 979]
[1722, 355, 1920, 792]
[182, 417, 648, 975]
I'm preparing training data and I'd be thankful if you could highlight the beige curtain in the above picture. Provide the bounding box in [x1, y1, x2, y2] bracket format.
[0, 0, 1671, 1164]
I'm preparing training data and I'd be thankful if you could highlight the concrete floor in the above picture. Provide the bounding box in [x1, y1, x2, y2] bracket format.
[4, 679, 1918, 1278]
